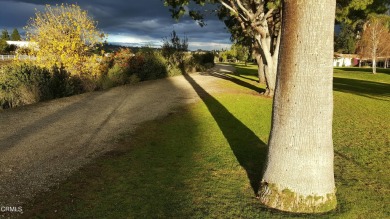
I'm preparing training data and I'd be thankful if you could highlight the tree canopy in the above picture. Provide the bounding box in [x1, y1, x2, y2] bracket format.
[357, 14, 390, 73]
[1, 29, 10, 41]
[25, 4, 106, 76]
[334, 0, 388, 54]
[336, 0, 389, 25]
[0, 30, 11, 54]
[11, 28, 21, 41]
[335, 24, 357, 53]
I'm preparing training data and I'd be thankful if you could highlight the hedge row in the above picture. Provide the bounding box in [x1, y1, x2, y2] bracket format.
[0, 49, 215, 109]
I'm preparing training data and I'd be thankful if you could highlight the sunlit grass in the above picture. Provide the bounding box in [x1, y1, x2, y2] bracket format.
[21, 66, 390, 218]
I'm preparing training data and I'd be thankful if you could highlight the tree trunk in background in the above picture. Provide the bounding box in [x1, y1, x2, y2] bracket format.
[254, 52, 266, 83]
[260, 0, 337, 213]
[372, 37, 377, 74]
[256, 35, 277, 97]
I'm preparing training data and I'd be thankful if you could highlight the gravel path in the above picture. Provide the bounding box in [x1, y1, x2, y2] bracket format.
[0, 64, 235, 206]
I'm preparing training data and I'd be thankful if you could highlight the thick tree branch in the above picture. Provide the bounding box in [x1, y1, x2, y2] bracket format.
[236, 0, 253, 20]
[265, 9, 275, 20]
[219, 0, 248, 22]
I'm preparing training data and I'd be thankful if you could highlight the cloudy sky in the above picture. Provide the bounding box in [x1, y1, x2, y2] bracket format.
[0, 0, 232, 50]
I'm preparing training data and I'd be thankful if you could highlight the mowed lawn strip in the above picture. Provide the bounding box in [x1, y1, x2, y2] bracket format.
[19, 65, 390, 219]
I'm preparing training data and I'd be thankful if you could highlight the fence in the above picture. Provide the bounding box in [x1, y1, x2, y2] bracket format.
[0, 55, 36, 61]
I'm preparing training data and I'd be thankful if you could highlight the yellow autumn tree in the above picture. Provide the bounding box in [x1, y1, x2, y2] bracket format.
[25, 4, 106, 76]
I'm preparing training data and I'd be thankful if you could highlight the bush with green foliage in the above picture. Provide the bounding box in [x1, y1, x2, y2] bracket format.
[0, 39, 9, 54]
[187, 52, 216, 72]
[193, 52, 215, 65]
[97, 48, 135, 89]
[137, 51, 168, 81]
[128, 55, 145, 77]
[0, 64, 51, 108]
[107, 64, 128, 85]
[49, 65, 80, 98]
[0, 44, 217, 109]
[0, 63, 80, 109]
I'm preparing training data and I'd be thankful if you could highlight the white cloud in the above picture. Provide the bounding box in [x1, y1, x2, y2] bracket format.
[189, 41, 231, 51]
[107, 34, 162, 48]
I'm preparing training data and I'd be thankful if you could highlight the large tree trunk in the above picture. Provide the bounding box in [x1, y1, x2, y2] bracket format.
[259, 0, 337, 213]
[253, 48, 266, 83]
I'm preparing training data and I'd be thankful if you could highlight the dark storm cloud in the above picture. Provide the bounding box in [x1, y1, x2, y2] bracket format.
[0, 0, 231, 50]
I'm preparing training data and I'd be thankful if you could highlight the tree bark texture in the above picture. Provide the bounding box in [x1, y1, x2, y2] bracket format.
[255, 53, 266, 83]
[256, 35, 278, 96]
[260, 0, 337, 213]
[253, 44, 266, 83]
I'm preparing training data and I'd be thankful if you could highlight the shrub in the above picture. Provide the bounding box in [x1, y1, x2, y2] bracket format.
[0, 63, 82, 109]
[193, 52, 215, 65]
[77, 75, 97, 93]
[113, 48, 133, 72]
[0, 63, 51, 108]
[184, 52, 215, 73]
[128, 54, 145, 76]
[204, 62, 215, 69]
[128, 74, 140, 85]
[98, 54, 114, 76]
[168, 65, 183, 77]
[107, 64, 128, 85]
[49, 65, 76, 98]
[141, 52, 168, 80]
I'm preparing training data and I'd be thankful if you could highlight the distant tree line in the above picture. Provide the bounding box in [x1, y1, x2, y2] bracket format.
[0, 28, 22, 54]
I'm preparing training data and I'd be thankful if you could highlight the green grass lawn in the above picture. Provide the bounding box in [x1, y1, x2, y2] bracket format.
[20, 65, 390, 218]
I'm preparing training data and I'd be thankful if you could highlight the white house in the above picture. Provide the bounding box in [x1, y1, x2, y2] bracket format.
[333, 53, 359, 67]
[6, 41, 32, 48]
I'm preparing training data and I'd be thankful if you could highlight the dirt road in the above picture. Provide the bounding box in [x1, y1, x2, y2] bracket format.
[0, 64, 236, 206]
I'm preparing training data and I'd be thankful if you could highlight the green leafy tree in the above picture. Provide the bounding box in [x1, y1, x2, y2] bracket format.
[336, 0, 389, 24]
[11, 28, 21, 41]
[164, 0, 281, 96]
[0, 29, 11, 54]
[1, 29, 10, 40]
[219, 14, 266, 82]
[0, 39, 8, 54]
[335, 23, 357, 53]
[231, 43, 249, 63]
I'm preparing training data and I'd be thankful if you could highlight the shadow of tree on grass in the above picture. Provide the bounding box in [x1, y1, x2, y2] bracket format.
[184, 74, 267, 195]
[203, 71, 266, 94]
[333, 77, 390, 101]
[334, 67, 390, 74]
